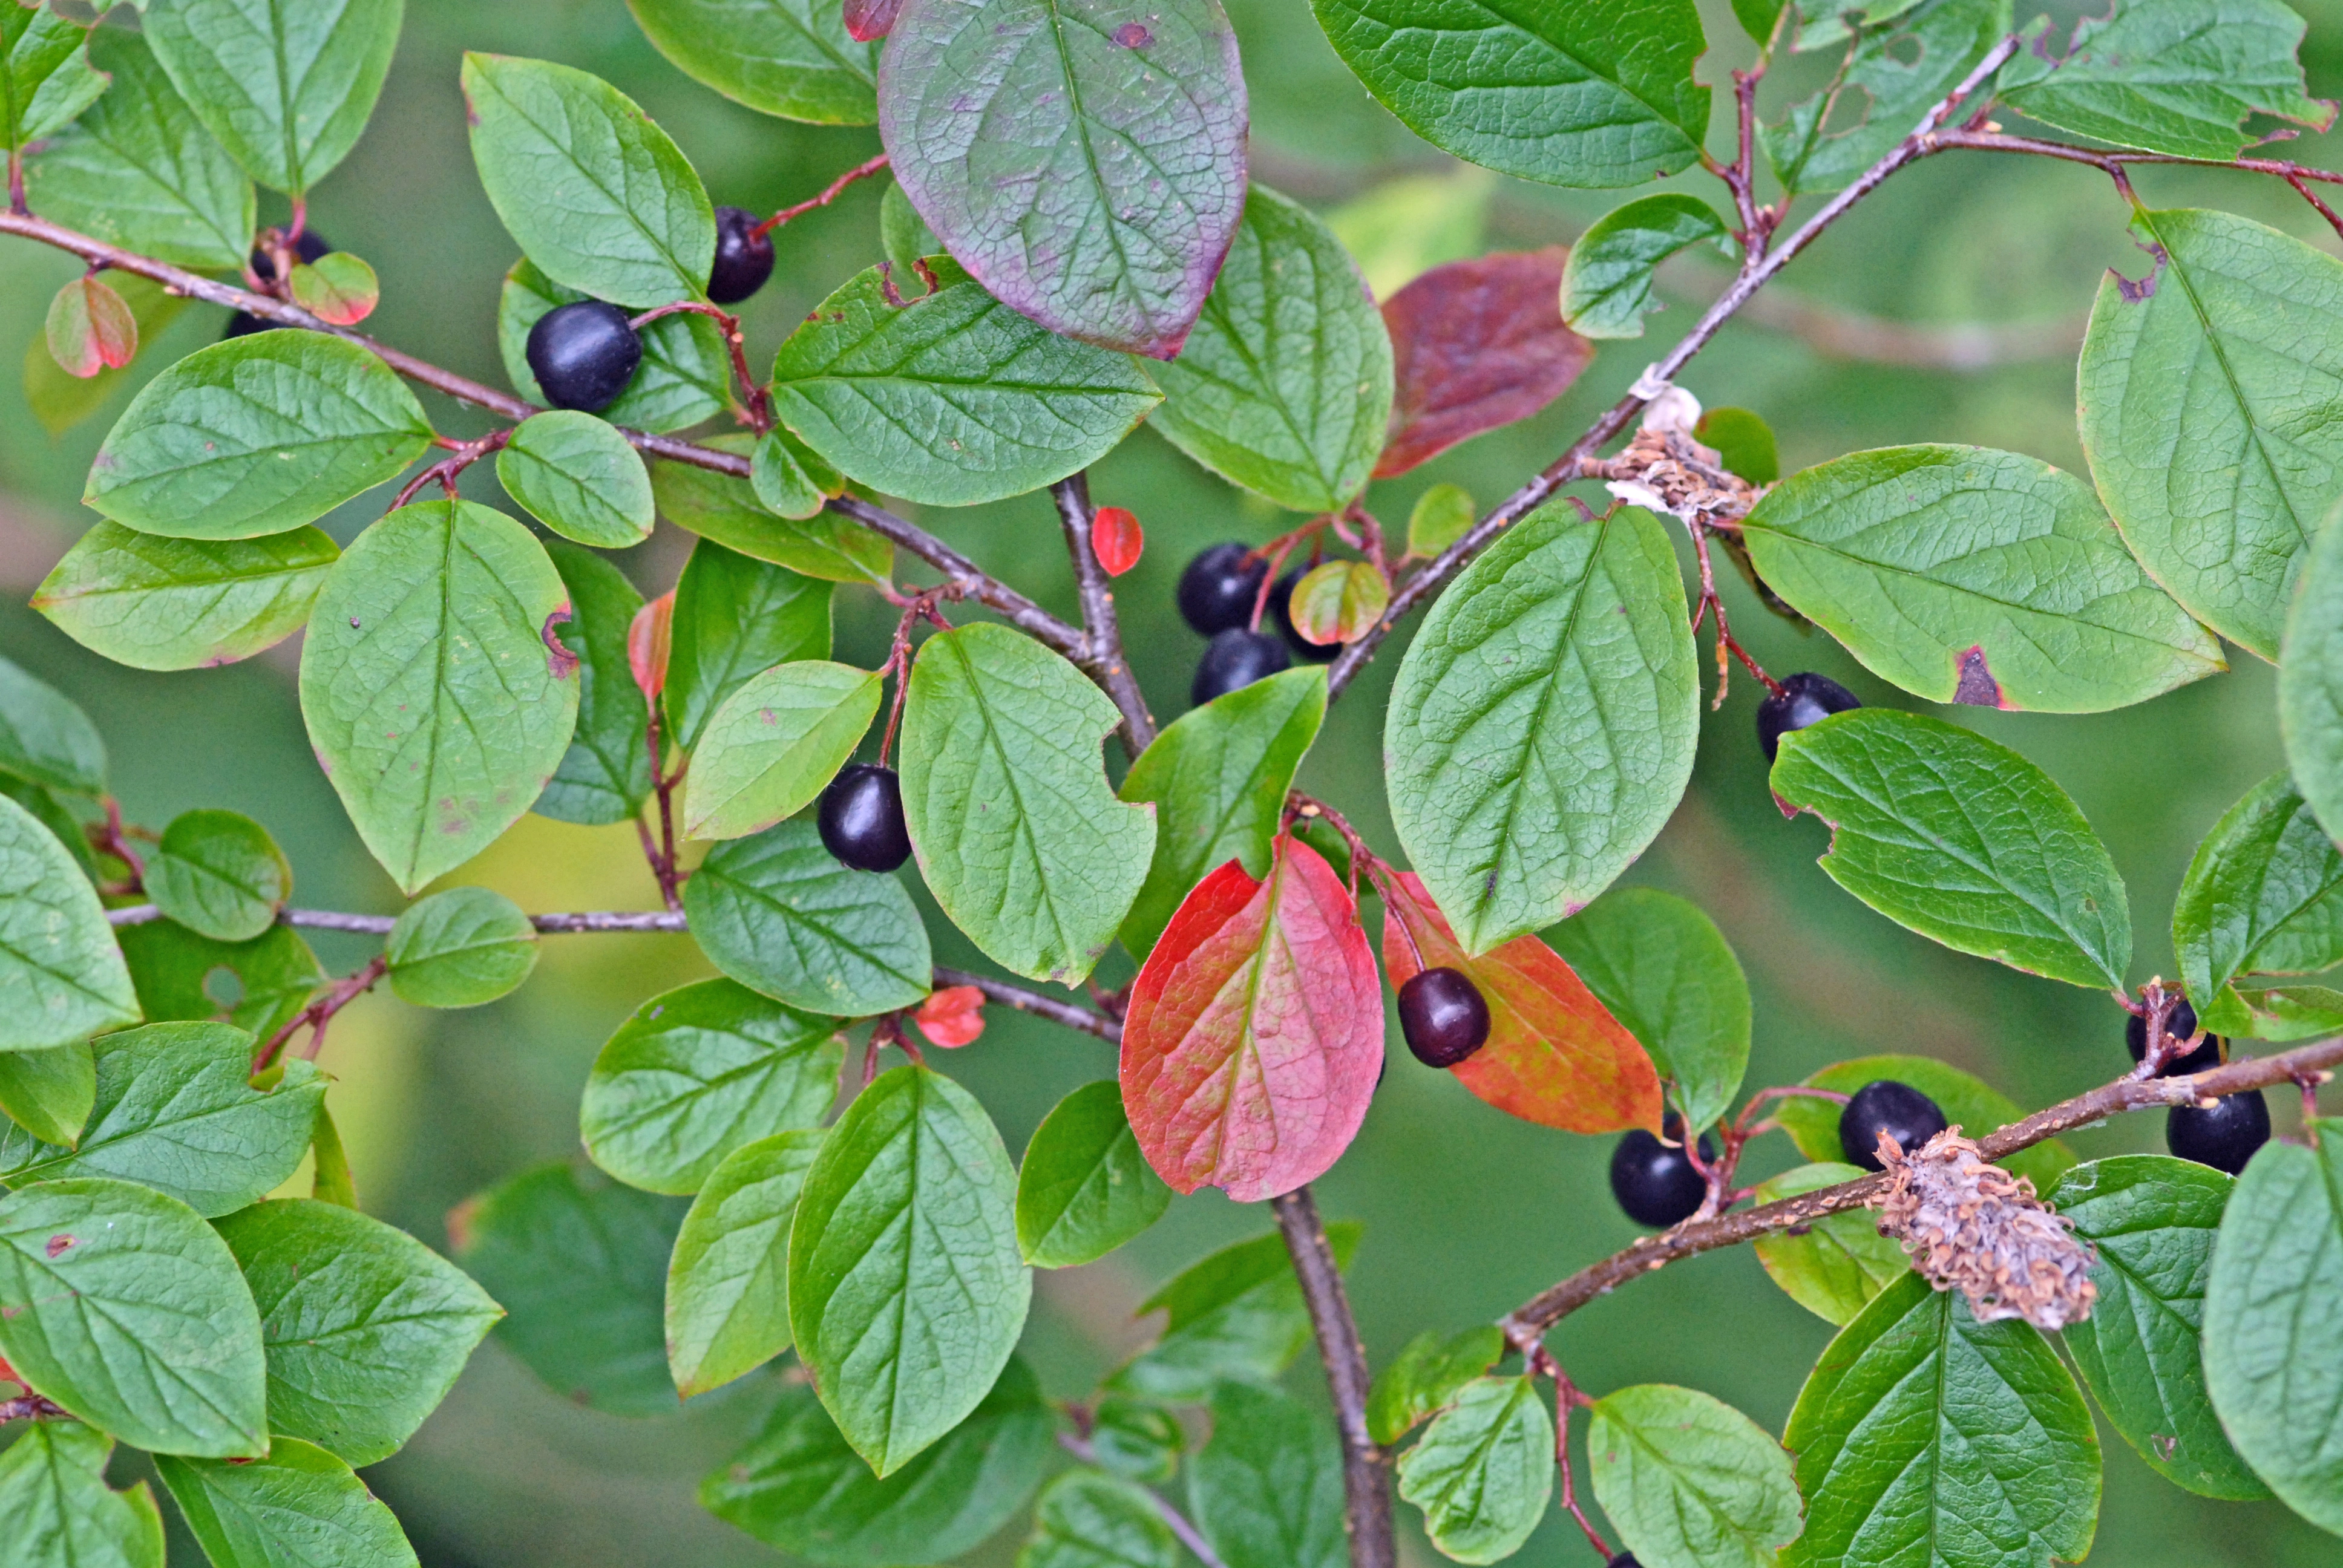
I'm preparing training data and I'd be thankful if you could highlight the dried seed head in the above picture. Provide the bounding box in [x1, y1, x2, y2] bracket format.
[1869, 1126, 2097, 1331]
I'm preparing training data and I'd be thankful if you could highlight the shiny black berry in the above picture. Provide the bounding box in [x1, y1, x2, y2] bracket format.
[2167, 1089, 2271, 1175]
[1839, 1079, 1948, 1171]
[1608, 1558, 1643, 1568]
[1192, 628, 1289, 706]
[1176, 542, 1268, 636]
[2126, 998, 2223, 1076]
[818, 763, 913, 872]
[1268, 569, 1340, 663]
[1757, 671, 1862, 762]
[1610, 1117, 1713, 1229]
[1398, 967, 1490, 1067]
[226, 229, 332, 337]
[526, 299, 643, 413]
[707, 206, 776, 305]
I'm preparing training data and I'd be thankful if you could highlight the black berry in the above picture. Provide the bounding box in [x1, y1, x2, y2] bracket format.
[1608, 1557, 1643, 1568]
[226, 229, 332, 338]
[1757, 671, 1861, 762]
[707, 206, 775, 305]
[525, 299, 643, 413]
[1176, 543, 1268, 636]
[1839, 1079, 1948, 1171]
[1610, 1117, 1713, 1229]
[818, 763, 912, 872]
[1398, 967, 1490, 1067]
[1268, 569, 1339, 662]
[2126, 998, 2223, 1076]
[2167, 1089, 2271, 1175]
[1191, 628, 1289, 706]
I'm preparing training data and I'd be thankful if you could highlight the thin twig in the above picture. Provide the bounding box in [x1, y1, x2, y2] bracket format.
[751, 153, 892, 240]
[1058, 1431, 1231, 1568]
[1273, 1186, 1395, 1568]
[933, 965, 1121, 1042]
[827, 493, 1091, 664]
[1050, 472, 1157, 755]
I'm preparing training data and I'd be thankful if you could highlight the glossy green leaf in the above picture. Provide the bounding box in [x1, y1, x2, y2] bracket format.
[143, 0, 399, 194]
[1783, 1273, 2099, 1568]
[1751, 1161, 1910, 1326]
[301, 499, 578, 894]
[1015, 1079, 1173, 1268]
[499, 258, 730, 433]
[34, 523, 338, 673]
[1549, 886, 1750, 1131]
[1560, 194, 1734, 339]
[385, 886, 539, 1007]
[1386, 502, 1697, 954]
[1697, 407, 1778, 485]
[665, 1128, 823, 1395]
[1310, 0, 1709, 188]
[0, 1176, 269, 1457]
[1366, 1325, 1504, 1448]
[452, 1162, 686, 1417]
[461, 52, 713, 307]
[1150, 185, 1392, 513]
[536, 541, 654, 826]
[1772, 1054, 2075, 1193]
[626, 0, 878, 123]
[703, 1359, 1054, 1564]
[0, 656, 105, 797]
[1762, 0, 2008, 195]
[497, 410, 656, 548]
[2224, 982, 2343, 1041]
[683, 817, 932, 1014]
[85, 333, 433, 541]
[157, 1437, 418, 1568]
[2, 777, 95, 887]
[1188, 1380, 1346, 1568]
[148, 809, 288, 942]
[0, 793, 139, 1051]
[1589, 1383, 1801, 1568]
[1118, 664, 1326, 959]
[1, 2, 107, 152]
[1408, 483, 1475, 557]
[768, 259, 1162, 508]
[581, 976, 843, 1195]
[217, 1198, 500, 1465]
[0, 1042, 96, 1149]
[751, 425, 844, 520]
[683, 661, 882, 840]
[0, 1421, 166, 1568]
[2174, 773, 2343, 1022]
[1021, 1469, 1183, 1568]
[1396, 1374, 1553, 1564]
[653, 436, 893, 586]
[1090, 1398, 1183, 1483]
[2284, 500, 2343, 849]
[666, 540, 834, 752]
[2204, 1124, 2343, 1535]
[116, 918, 321, 1044]
[789, 1063, 1028, 1475]
[1741, 445, 2223, 711]
[1107, 1223, 1358, 1402]
[1772, 710, 2131, 988]
[2079, 207, 2343, 658]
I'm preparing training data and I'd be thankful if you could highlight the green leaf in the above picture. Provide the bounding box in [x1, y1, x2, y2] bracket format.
[1396, 1374, 1553, 1564]
[1997, 1, 2332, 162]
[308, 1103, 358, 1209]
[768, 258, 1162, 508]
[652, 435, 893, 586]
[2, 777, 96, 886]
[1, 1, 107, 151]
[1761, 0, 2008, 196]
[664, 1128, 823, 1395]
[1740, 445, 2223, 711]
[1731, 0, 1785, 47]
[1696, 408, 1778, 486]
[1309, 0, 1709, 188]
[142, 0, 399, 195]
[703, 1358, 1054, 1564]
[752, 425, 844, 520]
[1286, 560, 1387, 647]
[1107, 1223, 1359, 1402]
[1771, 709, 2131, 988]
[1089, 1397, 1183, 1483]
[0, 1042, 96, 1148]
[0, 655, 106, 796]
[300, 499, 579, 894]
[1560, 194, 1734, 339]
[1783, 1273, 2099, 1568]
[2049, 1155, 2266, 1500]
[498, 258, 730, 433]
[148, 809, 289, 942]
[1015, 1079, 1173, 1268]
[0, 1421, 166, 1568]
[1548, 886, 1751, 1131]
[1771, 1054, 2076, 1193]
[789, 1063, 1029, 1475]
[1750, 1161, 1910, 1326]
[1386, 502, 1697, 954]
[626, 0, 878, 123]
[2174, 773, 2343, 1019]
[581, 977, 844, 1195]
[385, 886, 539, 1007]
[1118, 665, 1326, 959]
[1188, 1380, 1346, 1568]
[23, 30, 252, 272]
[1021, 1469, 1184, 1568]
[0, 792, 140, 1051]
[683, 661, 882, 840]
[1408, 483, 1475, 558]
[2079, 207, 2343, 659]
[880, 181, 939, 273]
[2223, 982, 2343, 1041]
[1587, 1383, 1802, 1568]
[451, 1162, 685, 1417]
[902, 624, 1157, 984]
[117, 918, 321, 1044]
[684, 817, 932, 1014]
[157, 1437, 417, 1568]
[460, 53, 713, 307]
[2284, 500, 2343, 849]
[496, 410, 655, 548]
[1149, 185, 1393, 513]
[665, 540, 836, 753]
[0, 1022, 322, 1217]
[2204, 1124, 2343, 1534]
[215, 1197, 502, 1465]
[536, 541, 654, 826]
[1366, 1325, 1505, 1447]
[85, 333, 433, 541]
[0, 1176, 269, 1457]
[34, 523, 338, 673]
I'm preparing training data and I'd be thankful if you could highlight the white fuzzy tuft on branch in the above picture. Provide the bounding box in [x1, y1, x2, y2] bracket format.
[1870, 1127, 2097, 1331]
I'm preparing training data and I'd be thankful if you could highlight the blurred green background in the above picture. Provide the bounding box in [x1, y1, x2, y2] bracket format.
[4, 0, 2341, 1561]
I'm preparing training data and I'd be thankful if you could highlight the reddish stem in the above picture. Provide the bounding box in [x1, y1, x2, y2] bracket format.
[255, 955, 387, 1073]
[751, 154, 893, 240]
[629, 301, 770, 430]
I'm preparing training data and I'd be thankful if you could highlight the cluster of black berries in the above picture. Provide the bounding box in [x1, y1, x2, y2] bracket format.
[2127, 996, 2268, 1175]
[1176, 543, 1342, 706]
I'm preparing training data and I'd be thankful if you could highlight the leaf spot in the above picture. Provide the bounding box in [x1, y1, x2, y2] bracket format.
[1951, 645, 2006, 708]
[1113, 21, 1151, 46]
[45, 1234, 74, 1258]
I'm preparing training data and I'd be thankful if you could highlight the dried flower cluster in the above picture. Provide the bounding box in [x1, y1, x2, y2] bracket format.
[1582, 384, 1762, 529]
[1870, 1127, 2099, 1331]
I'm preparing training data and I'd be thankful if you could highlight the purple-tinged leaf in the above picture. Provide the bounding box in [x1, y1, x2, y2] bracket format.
[1375, 249, 1592, 479]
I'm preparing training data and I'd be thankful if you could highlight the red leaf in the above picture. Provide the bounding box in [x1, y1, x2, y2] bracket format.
[844, 0, 902, 41]
[1122, 835, 1383, 1201]
[1374, 248, 1593, 479]
[1091, 506, 1144, 577]
[45, 276, 137, 380]
[915, 984, 986, 1048]
[1379, 870, 1661, 1134]
[629, 591, 674, 701]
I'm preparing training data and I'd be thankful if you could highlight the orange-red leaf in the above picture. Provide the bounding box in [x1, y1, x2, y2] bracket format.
[1092, 506, 1144, 577]
[45, 276, 137, 379]
[1379, 869, 1661, 1134]
[289, 253, 380, 326]
[915, 984, 986, 1048]
[1374, 248, 1593, 479]
[844, 0, 901, 41]
[629, 590, 675, 701]
[1122, 835, 1382, 1201]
